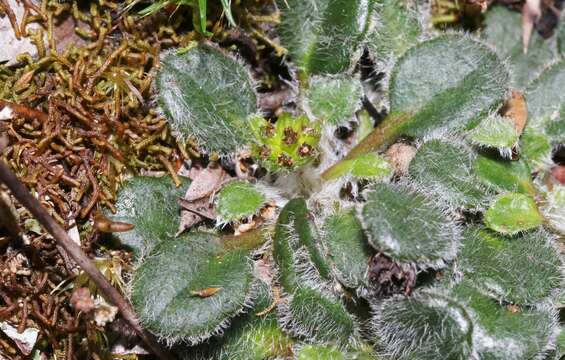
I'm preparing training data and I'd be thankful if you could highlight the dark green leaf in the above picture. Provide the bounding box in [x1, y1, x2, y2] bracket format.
[109, 176, 188, 256]
[278, 0, 374, 75]
[321, 210, 372, 288]
[360, 182, 460, 267]
[408, 139, 487, 209]
[131, 232, 254, 344]
[459, 226, 563, 304]
[157, 44, 258, 154]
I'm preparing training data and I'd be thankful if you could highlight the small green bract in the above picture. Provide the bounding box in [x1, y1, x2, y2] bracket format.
[216, 181, 266, 223]
[484, 193, 543, 234]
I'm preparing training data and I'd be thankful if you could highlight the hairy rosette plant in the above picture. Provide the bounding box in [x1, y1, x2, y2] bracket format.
[105, 1, 565, 359]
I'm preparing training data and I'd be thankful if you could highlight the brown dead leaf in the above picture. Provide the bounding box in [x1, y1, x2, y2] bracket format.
[499, 91, 528, 135]
[176, 163, 231, 236]
[183, 163, 228, 201]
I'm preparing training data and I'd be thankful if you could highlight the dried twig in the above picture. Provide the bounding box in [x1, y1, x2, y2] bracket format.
[0, 100, 48, 123]
[0, 161, 174, 360]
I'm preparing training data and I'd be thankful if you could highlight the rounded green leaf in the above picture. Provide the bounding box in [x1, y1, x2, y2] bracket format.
[131, 232, 254, 344]
[282, 287, 356, 346]
[484, 193, 543, 234]
[367, 0, 422, 60]
[483, 6, 556, 89]
[371, 289, 473, 360]
[278, 0, 374, 75]
[321, 210, 372, 289]
[459, 226, 563, 304]
[390, 34, 510, 137]
[109, 176, 188, 256]
[157, 44, 258, 154]
[305, 75, 362, 126]
[360, 182, 460, 267]
[408, 139, 487, 209]
[216, 181, 266, 223]
[473, 154, 536, 195]
[454, 284, 558, 359]
[469, 114, 519, 152]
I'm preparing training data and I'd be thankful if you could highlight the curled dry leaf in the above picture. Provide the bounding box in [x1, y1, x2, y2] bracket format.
[499, 91, 528, 135]
[177, 163, 230, 235]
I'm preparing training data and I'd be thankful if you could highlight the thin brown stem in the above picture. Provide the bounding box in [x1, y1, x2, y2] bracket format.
[0, 161, 174, 360]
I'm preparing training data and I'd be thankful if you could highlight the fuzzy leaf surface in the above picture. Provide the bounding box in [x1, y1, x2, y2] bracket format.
[305, 75, 362, 126]
[361, 182, 460, 267]
[321, 210, 372, 288]
[469, 114, 519, 151]
[157, 44, 258, 154]
[389, 34, 510, 137]
[373, 286, 557, 360]
[525, 60, 565, 133]
[542, 185, 565, 234]
[473, 154, 535, 195]
[216, 181, 266, 223]
[484, 193, 543, 234]
[131, 232, 254, 343]
[408, 139, 487, 209]
[521, 129, 553, 168]
[483, 6, 556, 89]
[109, 176, 188, 255]
[371, 289, 473, 360]
[454, 284, 557, 359]
[459, 226, 562, 304]
[277, 0, 374, 75]
[367, 0, 422, 60]
[273, 198, 330, 291]
[284, 287, 355, 345]
[179, 281, 293, 360]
